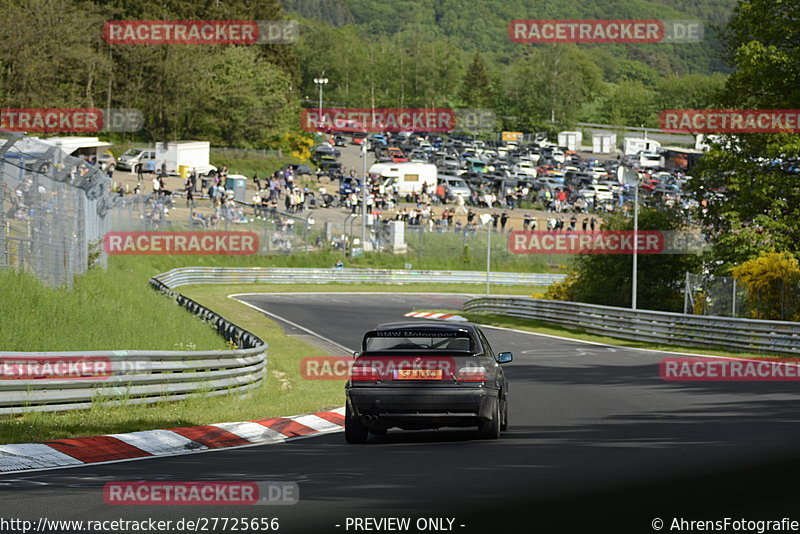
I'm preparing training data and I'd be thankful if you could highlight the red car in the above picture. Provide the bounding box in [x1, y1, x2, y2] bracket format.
[640, 179, 660, 192]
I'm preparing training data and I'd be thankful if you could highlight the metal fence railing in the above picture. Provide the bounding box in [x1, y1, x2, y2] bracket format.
[1, 131, 120, 287]
[464, 296, 800, 355]
[0, 270, 267, 415]
[151, 267, 567, 288]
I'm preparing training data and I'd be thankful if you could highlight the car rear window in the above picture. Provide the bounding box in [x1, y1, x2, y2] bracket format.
[363, 330, 473, 352]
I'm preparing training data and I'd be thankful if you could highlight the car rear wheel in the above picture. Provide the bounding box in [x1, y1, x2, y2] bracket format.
[477, 399, 501, 439]
[345, 404, 369, 444]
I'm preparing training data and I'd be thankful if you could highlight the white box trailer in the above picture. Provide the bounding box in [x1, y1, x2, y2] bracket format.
[592, 133, 616, 154]
[154, 141, 215, 175]
[624, 137, 661, 156]
[557, 131, 582, 151]
[368, 162, 437, 195]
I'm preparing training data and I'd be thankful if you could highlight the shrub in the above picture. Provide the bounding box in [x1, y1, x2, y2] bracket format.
[732, 250, 800, 321]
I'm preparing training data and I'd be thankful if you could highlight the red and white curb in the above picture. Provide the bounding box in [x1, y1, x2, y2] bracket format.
[404, 311, 466, 321]
[0, 407, 345, 473]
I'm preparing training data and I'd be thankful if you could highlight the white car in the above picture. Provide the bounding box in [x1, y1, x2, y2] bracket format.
[551, 150, 565, 164]
[597, 180, 624, 194]
[578, 185, 614, 201]
[513, 161, 538, 177]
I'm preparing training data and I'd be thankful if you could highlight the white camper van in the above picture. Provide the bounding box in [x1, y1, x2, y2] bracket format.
[368, 162, 437, 195]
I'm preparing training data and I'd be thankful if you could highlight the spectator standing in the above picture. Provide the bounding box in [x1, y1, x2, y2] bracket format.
[185, 177, 194, 207]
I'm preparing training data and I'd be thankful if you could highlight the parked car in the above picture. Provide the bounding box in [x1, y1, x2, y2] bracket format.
[440, 177, 471, 200]
[312, 144, 340, 163]
[97, 152, 116, 171]
[578, 184, 614, 201]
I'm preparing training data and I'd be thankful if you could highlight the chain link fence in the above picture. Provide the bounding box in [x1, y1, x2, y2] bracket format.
[684, 272, 749, 318]
[1, 132, 116, 288]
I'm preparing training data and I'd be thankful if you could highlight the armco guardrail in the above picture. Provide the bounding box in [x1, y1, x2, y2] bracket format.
[0, 279, 267, 415]
[464, 297, 800, 355]
[151, 267, 566, 288]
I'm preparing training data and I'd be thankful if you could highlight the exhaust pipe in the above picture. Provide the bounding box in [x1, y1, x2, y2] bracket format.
[364, 415, 379, 423]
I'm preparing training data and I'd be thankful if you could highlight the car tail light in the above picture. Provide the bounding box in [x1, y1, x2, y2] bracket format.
[350, 363, 380, 381]
[456, 365, 487, 382]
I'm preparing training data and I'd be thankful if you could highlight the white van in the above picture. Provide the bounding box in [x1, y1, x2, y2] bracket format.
[368, 162, 437, 195]
[637, 151, 664, 169]
[117, 147, 156, 172]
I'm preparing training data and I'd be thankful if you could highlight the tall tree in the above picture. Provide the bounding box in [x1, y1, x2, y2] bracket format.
[460, 52, 493, 108]
[0, 0, 111, 108]
[691, 0, 800, 270]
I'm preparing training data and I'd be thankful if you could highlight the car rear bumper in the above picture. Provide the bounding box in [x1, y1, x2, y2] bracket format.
[346, 386, 499, 428]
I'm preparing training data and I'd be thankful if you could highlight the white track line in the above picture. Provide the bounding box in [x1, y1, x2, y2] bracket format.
[229, 294, 356, 354]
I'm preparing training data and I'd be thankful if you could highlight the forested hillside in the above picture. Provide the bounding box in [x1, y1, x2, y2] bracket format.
[283, 0, 736, 74]
[0, 0, 736, 145]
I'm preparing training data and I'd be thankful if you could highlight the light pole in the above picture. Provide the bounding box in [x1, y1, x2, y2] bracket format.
[486, 222, 492, 296]
[361, 139, 369, 248]
[313, 77, 328, 126]
[632, 171, 640, 310]
[478, 213, 493, 295]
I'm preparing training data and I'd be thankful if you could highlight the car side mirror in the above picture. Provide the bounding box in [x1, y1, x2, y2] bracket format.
[497, 352, 513, 364]
[352, 351, 361, 358]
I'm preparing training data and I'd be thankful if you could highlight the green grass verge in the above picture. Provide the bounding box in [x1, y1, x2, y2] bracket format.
[0, 268, 228, 352]
[455, 311, 788, 360]
[0, 290, 345, 445]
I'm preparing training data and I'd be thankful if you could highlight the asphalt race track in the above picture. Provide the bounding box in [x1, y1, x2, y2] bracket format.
[3, 292, 800, 533]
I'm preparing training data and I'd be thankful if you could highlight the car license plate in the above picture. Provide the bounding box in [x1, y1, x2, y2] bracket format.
[394, 369, 442, 380]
